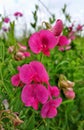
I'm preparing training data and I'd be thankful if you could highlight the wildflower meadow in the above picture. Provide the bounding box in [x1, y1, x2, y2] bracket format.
[0, 4, 84, 130]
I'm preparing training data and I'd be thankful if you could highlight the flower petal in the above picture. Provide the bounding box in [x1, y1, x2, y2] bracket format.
[35, 84, 49, 104]
[29, 32, 42, 54]
[39, 30, 58, 49]
[11, 74, 20, 87]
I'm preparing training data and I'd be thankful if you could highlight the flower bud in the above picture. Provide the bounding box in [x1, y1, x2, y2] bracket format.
[51, 19, 63, 36]
[63, 90, 75, 99]
[8, 46, 15, 53]
[18, 43, 27, 51]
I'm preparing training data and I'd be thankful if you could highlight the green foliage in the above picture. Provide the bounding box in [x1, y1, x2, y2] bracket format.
[30, 5, 39, 30]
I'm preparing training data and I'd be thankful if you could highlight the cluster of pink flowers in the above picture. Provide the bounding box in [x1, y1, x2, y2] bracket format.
[29, 19, 71, 54]
[11, 61, 62, 118]
[10, 19, 76, 119]
[68, 23, 84, 40]
[8, 43, 30, 60]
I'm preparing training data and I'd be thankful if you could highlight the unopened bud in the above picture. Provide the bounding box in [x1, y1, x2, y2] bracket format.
[63, 90, 75, 99]
[18, 43, 27, 51]
[51, 19, 63, 36]
[8, 46, 14, 53]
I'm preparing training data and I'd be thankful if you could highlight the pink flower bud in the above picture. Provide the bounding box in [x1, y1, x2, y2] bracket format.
[18, 43, 27, 51]
[51, 19, 63, 36]
[15, 51, 25, 60]
[23, 52, 31, 57]
[63, 90, 75, 99]
[8, 46, 15, 53]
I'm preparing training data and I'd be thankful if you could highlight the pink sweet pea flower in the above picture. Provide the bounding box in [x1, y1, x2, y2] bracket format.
[57, 35, 71, 51]
[19, 61, 49, 84]
[51, 19, 63, 36]
[21, 84, 49, 110]
[3, 17, 10, 23]
[14, 12, 23, 17]
[41, 98, 62, 118]
[57, 35, 70, 46]
[29, 30, 58, 56]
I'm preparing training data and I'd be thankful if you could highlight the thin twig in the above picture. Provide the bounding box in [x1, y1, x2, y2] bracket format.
[38, 0, 53, 16]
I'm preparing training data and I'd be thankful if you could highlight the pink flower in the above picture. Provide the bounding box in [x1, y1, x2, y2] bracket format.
[63, 90, 75, 99]
[21, 84, 49, 110]
[51, 19, 63, 36]
[3, 17, 10, 23]
[68, 31, 76, 40]
[41, 98, 62, 118]
[19, 61, 49, 84]
[48, 85, 60, 98]
[11, 74, 20, 87]
[57, 35, 70, 46]
[57, 35, 71, 51]
[29, 30, 58, 56]
[76, 24, 83, 31]
[68, 24, 74, 32]
[14, 12, 23, 17]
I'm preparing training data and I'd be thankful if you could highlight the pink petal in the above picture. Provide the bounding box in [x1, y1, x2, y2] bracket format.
[19, 64, 34, 84]
[39, 30, 58, 49]
[41, 101, 50, 118]
[41, 100, 57, 118]
[21, 85, 33, 106]
[54, 98, 62, 108]
[32, 99, 39, 110]
[11, 74, 20, 87]
[47, 107, 57, 118]
[35, 84, 49, 104]
[21, 84, 39, 110]
[29, 32, 42, 54]
[30, 61, 49, 84]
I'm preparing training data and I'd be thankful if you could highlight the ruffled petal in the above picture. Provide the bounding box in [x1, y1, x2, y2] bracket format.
[11, 74, 20, 87]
